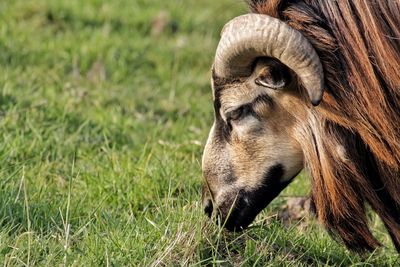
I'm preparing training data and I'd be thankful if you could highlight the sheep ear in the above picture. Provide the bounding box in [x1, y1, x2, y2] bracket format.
[254, 59, 292, 90]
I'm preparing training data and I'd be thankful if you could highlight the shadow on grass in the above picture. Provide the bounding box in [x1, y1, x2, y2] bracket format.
[0, 189, 64, 237]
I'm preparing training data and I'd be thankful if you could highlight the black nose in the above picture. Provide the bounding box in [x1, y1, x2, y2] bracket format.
[204, 199, 213, 218]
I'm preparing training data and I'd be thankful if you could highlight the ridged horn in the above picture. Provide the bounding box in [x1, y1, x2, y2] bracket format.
[214, 14, 324, 106]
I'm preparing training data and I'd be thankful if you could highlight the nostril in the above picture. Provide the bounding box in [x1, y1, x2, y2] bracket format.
[204, 199, 213, 218]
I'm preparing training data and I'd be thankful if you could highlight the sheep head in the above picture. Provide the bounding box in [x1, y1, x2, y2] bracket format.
[202, 14, 324, 230]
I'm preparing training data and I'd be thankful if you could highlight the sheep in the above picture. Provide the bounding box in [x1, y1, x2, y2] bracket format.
[202, 0, 400, 252]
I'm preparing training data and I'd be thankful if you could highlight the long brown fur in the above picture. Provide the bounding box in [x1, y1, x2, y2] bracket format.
[247, 0, 400, 252]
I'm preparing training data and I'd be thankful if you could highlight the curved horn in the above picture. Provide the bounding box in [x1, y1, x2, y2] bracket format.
[214, 14, 324, 106]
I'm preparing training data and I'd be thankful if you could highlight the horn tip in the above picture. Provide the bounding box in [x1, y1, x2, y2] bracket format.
[309, 83, 324, 106]
[311, 98, 322, 106]
[310, 91, 323, 106]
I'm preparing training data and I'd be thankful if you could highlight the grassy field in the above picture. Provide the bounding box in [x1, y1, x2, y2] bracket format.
[0, 0, 398, 265]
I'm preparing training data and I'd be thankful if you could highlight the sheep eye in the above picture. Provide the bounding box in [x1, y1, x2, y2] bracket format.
[226, 105, 251, 122]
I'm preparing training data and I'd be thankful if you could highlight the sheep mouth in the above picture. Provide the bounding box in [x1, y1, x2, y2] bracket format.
[216, 166, 298, 231]
[220, 184, 286, 231]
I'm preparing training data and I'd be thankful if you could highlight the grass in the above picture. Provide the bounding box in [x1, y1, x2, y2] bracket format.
[0, 0, 398, 265]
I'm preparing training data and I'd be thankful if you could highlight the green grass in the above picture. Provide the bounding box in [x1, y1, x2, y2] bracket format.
[0, 0, 398, 265]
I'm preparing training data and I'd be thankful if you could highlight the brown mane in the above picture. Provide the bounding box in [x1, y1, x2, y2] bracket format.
[248, 0, 400, 252]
